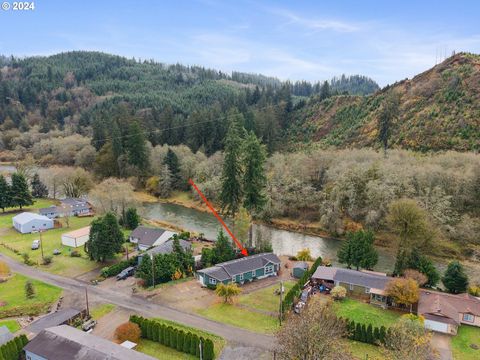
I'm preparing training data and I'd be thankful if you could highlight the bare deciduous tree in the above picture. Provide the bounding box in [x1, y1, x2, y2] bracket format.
[276, 297, 351, 360]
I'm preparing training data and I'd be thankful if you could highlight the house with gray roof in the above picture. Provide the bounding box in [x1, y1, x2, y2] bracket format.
[137, 239, 191, 265]
[311, 266, 391, 305]
[0, 326, 13, 346]
[129, 225, 177, 251]
[24, 325, 156, 360]
[196, 253, 281, 286]
[39, 198, 93, 219]
[27, 308, 83, 334]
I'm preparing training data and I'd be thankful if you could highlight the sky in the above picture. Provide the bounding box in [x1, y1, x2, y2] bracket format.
[1, 0, 480, 86]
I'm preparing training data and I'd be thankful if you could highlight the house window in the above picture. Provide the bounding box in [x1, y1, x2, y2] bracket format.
[251, 271, 255, 277]
[463, 313, 474, 323]
[239, 274, 244, 281]
[209, 278, 217, 285]
[265, 265, 274, 273]
[365, 288, 370, 294]
[349, 283, 354, 291]
[232, 277, 236, 282]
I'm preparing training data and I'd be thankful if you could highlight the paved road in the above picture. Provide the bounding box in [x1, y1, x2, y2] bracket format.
[0, 254, 275, 350]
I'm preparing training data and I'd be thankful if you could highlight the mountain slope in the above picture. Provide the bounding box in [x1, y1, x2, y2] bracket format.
[290, 53, 480, 151]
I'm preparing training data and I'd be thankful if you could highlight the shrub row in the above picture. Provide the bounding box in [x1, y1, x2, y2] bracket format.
[0, 334, 28, 360]
[282, 256, 323, 315]
[101, 256, 138, 278]
[130, 316, 215, 360]
[345, 319, 387, 345]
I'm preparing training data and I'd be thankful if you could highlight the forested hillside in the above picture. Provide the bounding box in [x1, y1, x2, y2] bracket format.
[290, 52, 480, 151]
[0, 51, 378, 159]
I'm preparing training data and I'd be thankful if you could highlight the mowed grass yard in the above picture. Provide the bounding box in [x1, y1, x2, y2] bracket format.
[451, 325, 480, 360]
[0, 273, 62, 318]
[0, 319, 20, 333]
[0, 199, 124, 277]
[333, 297, 401, 328]
[197, 282, 293, 334]
[136, 339, 196, 360]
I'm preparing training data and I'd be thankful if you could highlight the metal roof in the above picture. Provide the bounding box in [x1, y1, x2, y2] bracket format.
[62, 226, 91, 238]
[293, 262, 309, 269]
[27, 308, 82, 334]
[12, 212, 51, 224]
[144, 239, 191, 256]
[24, 325, 156, 360]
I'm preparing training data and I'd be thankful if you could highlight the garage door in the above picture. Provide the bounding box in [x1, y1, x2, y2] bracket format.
[424, 319, 449, 333]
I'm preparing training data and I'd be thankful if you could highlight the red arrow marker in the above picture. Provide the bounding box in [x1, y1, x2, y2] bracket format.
[188, 178, 248, 256]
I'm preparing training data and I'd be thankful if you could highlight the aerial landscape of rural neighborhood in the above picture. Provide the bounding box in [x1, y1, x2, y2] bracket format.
[0, 1, 480, 359]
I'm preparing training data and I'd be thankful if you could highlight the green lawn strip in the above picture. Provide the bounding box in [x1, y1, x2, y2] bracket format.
[143, 277, 193, 291]
[346, 339, 385, 360]
[333, 298, 401, 328]
[0, 319, 20, 333]
[451, 325, 480, 360]
[0, 273, 62, 318]
[136, 339, 196, 360]
[196, 303, 279, 334]
[153, 317, 225, 358]
[0, 216, 114, 277]
[90, 304, 116, 320]
[239, 281, 295, 313]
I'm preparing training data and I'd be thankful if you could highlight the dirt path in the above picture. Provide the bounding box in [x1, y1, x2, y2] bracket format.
[92, 308, 131, 341]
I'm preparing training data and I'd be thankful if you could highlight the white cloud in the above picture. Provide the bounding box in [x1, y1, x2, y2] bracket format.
[268, 8, 360, 33]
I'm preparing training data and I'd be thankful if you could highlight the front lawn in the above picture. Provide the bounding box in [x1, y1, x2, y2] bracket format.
[136, 339, 196, 360]
[153, 318, 225, 358]
[0, 273, 62, 318]
[90, 304, 116, 320]
[0, 199, 57, 228]
[0, 214, 111, 277]
[452, 325, 480, 360]
[333, 297, 401, 328]
[346, 340, 385, 360]
[239, 281, 295, 313]
[0, 319, 20, 333]
[197, 303, 279, 334]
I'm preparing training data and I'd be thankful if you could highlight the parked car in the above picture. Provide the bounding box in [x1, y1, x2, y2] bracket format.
[31, 240, 40, 250]
[116, 266, 135, 281]
[82, 319, 97, 331]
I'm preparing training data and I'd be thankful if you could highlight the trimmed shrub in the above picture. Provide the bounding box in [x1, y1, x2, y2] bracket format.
[190, 334, 199, 356]
[176, 330, 184, 351]
[114, 322, 141, 343]
[366, 324, 373, 344]
[203, 338, 215, 360]
[183, 333, 192, 354]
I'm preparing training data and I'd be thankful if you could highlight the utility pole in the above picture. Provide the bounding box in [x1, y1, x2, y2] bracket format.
[39, 230, 44, 262]
[150, 253, 155, 289]
[85, 287, 90, 317]
[126, 243, 129, 261]
[279, 280, 283, 326]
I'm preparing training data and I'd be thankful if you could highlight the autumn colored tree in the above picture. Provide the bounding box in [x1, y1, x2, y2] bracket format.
[215, 283, 242, 303]
[115, 322, 141, 343]
[385, 278, 420, 312]
[403, 269, 428, 287]
[296, 248, 313, 261]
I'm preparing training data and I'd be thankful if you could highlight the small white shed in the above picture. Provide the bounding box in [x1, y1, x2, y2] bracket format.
[61, 226, 91, 248]
[12, 212, 54, 234]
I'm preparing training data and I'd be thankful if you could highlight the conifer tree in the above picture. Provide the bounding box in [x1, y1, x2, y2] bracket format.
[220, 111, 244, 217]
[337, 230, 378, 270]
[442, 261, 469, 294]
[366, 324, 374, 344]
[10, 173, 33, 209]
[25, 280, 35, 299]
[125, 121, 150, 173]
[31, 173, 48, 198]
[164, 148, 181, 189]
[0, 175, 11, 212]
[242, 131, 267, 214]
[85, 213, 124, 262]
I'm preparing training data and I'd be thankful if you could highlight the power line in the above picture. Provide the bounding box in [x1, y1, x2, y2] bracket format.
[89, 103, 282, 145]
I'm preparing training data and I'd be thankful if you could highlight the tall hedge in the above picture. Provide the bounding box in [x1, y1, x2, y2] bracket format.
[282, 256, 323, 315]
[129, 316, 214, 359]
[0, 334, 28, 360]
[347, 320, 387, 346]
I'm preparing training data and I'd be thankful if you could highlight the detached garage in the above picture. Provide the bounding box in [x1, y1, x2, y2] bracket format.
[61, 226, 90, 248]
[12, 212, 54, 234]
